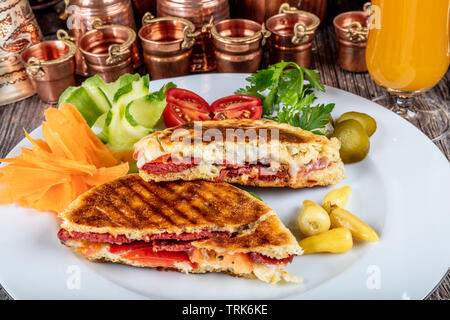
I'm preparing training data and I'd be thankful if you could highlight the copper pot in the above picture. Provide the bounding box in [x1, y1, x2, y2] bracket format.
[65, 0, 142, 76]
[157, 0, 230, 72]
[333, 11, 369, 72]
[209, 19, 270, 73]
[230, 0, 327, 25]
[20, 30, 76, 104]
[139, 13, 197, 79]
[79, 20, 135, 82]
[266, 4, 320, 68]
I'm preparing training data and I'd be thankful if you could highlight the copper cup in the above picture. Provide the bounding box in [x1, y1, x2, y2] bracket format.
[209, 19, 270, 73]
[79, 19, 135, 82]
[20, 30, 76, 104]
[266, 4, 320, 68]
[139, 13, 197, 79]
[63, 0, 142, 76]
[157, 0, 230, 73]
[333, 11, 369, 72]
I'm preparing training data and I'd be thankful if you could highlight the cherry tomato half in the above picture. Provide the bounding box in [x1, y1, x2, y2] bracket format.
[162, 88, 211, 127]
[210, 95, 262, 120]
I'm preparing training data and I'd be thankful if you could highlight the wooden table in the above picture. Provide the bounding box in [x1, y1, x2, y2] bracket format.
[0, 3, 448, 301]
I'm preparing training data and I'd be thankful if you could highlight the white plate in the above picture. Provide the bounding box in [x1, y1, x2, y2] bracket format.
[0, 73, 449, 300]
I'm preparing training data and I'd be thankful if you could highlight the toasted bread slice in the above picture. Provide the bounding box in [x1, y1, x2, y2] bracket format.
[192, 215, 302, 260]
[135, 119, 345, 188]
[59, 174, 273, 241]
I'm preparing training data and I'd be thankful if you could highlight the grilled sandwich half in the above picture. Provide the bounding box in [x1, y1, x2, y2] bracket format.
[134, 119, 345, 188]
[58, 174, 303, 283]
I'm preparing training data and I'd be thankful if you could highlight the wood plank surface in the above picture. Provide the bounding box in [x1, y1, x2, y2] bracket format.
[0, 0, 448, 300]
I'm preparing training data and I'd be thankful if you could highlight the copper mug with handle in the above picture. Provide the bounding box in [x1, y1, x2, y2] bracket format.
[63, 0, 142, 76]
[266, 3, 320, 68]
[20, 30, 76, 104]
[333, 8, 369, 72]
[206, 18, 271, 73]
[78, 19, 135, 82]
[139, 12, 198, 79]
[157, 0, 230, 73]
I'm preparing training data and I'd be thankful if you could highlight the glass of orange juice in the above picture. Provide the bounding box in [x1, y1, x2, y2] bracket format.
[366, 0, 450, 140]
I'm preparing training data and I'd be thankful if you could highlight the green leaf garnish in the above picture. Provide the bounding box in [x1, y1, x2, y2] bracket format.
[235, 61, 332, 133]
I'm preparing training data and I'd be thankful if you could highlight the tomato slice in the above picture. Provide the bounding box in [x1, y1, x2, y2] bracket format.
[162, 88, 211, 127]
[121, 247, 191, 268]
[210, 95, 262, 120]
[108, 242, 153, 255]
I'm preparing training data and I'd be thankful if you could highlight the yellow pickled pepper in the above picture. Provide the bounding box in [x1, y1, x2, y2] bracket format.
[298, 200, 331, 236]
[322, 186, 352, 213]
[299, 228, 353, 254]
[330, 207, 379, 242]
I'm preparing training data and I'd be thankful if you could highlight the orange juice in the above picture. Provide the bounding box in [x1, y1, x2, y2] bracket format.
[366, 0, 450, 94]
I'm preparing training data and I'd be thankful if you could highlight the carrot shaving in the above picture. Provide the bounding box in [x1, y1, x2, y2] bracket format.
[0, 103, 129, 213]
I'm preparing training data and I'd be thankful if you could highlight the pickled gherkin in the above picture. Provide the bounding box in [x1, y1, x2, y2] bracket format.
[336, 111, 377, 137]
[332, 119, 370, 164]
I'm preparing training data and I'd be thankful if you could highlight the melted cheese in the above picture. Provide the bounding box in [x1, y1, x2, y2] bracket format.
[253, 264, 303, 284]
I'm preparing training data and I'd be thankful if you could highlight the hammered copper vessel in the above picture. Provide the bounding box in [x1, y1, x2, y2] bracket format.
[209, 19, 270, 73]
[0, 0, 43, 105]
[0, 54, 35, 106]
[20, 30, 76, 104]
[64, 0, 142, 76]
[333, 10, 369, 72]
[157, 0, 230, 72]
[266, 4, 320, 68]
[139, 13, 197, 79]
[79, 20, 135, 82]
[230, 0, 327, 25]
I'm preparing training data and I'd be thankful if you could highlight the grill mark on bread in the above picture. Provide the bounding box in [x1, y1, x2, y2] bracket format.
[140, 181, 204, 225]
[60, 175, 273, 233]
[160, 182, 213, 225]
[93, 185, 147, 228]
[116, 179, 167, 228]
[141, 181, 196, 226]
[128, 177, 178, 227]
[71, 195, 122, 227]
[157, 120, 313, 145]
[92, 180, 147, 228]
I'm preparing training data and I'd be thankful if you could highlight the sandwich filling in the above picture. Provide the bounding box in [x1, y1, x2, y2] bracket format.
[134, 119, 345, 188]
[140, 155, 333, 185]
[58, 229, 301, 284]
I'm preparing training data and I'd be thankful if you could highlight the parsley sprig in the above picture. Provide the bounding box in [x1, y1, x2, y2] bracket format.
[235, 61, 334, 135]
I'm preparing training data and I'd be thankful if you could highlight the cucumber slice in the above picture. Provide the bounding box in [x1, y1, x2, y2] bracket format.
[92, 112, 108, 143]
[104, 104, 152, 151]
[58, 86, 105, 126]
[124, 95, 167, 128]
[81, 78, 112, 114]
[105, 100, 159, 151]
[85, 73, 141, 102]
[113, 74, 150, 104]
[58, 86, 76, 104]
